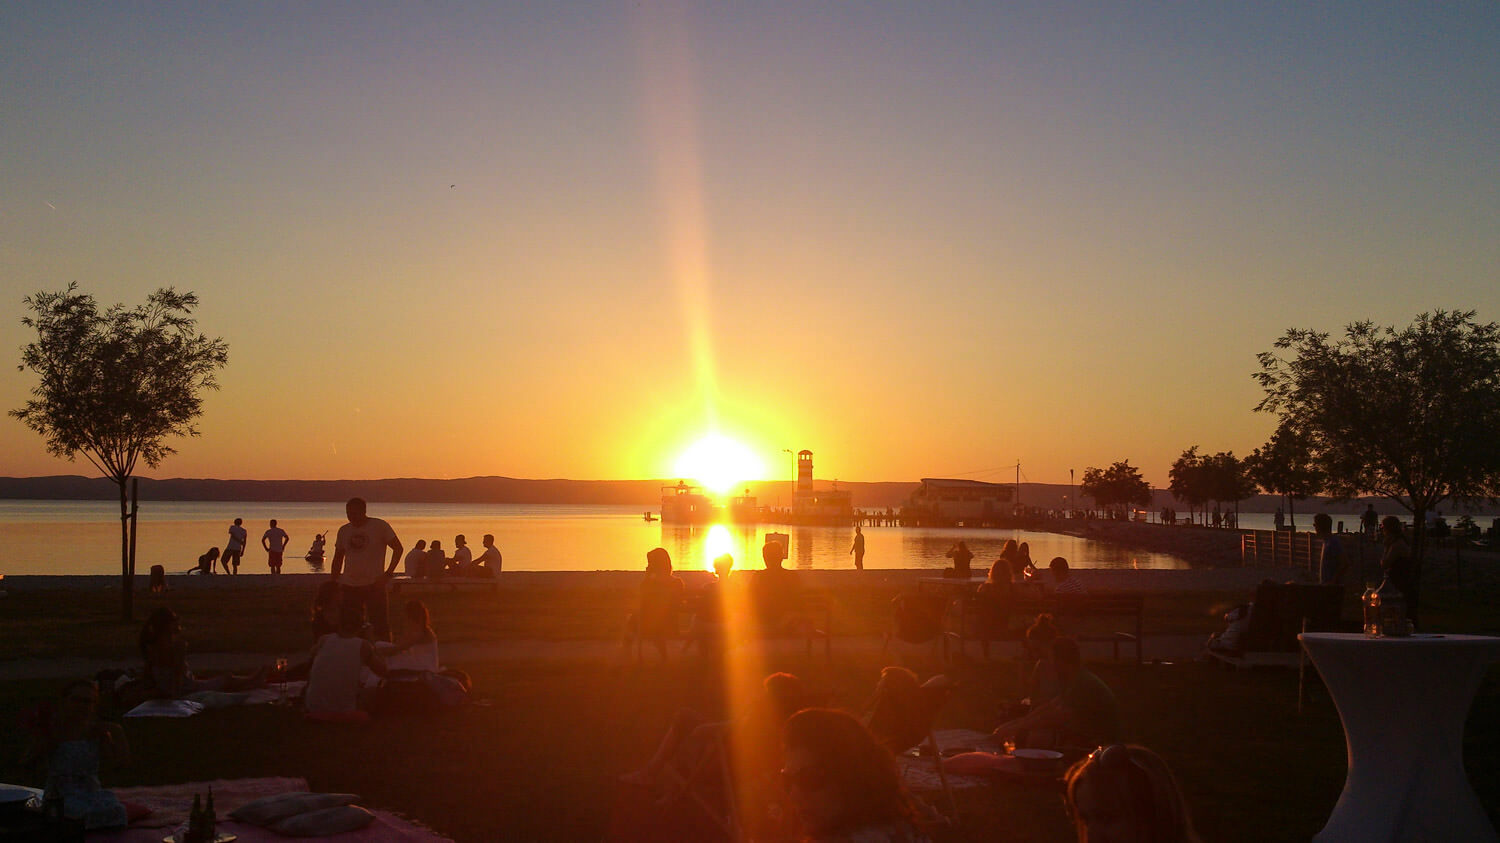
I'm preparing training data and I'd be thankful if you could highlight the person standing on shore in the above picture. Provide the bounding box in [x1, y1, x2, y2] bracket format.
[1361, 504, 1379, 539]
[223, 518, 248, 574]
[261, 518, 290, 575]
[330, 497, 403, 642]
[849, 525, 865, 571]
[1273, 506, 1285, 532]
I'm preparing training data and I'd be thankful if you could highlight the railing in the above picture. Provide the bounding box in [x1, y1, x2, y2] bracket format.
[1240, 529, 1318, 572]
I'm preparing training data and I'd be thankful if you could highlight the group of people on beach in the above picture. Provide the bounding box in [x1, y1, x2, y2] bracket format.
[189, 517, 293, 575]
[400, 533, 502, 579]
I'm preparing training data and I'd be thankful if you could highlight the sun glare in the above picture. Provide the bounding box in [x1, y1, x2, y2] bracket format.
[702, 524, 734, 571]
[672, 434, 764, 495]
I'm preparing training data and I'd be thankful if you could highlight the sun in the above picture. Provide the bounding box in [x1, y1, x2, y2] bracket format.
[672, 434, 765, 495]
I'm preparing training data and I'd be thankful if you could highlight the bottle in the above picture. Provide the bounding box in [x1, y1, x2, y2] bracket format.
[1377, 579, 1407, 637]
[206, 787, 217, 837]
[1362, 585, 1381, 637]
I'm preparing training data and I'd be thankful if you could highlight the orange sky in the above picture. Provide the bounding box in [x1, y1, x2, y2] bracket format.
[3, 4, 1498, 489]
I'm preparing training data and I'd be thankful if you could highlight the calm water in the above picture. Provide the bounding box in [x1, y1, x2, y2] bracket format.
[0, 500, 1192, 576]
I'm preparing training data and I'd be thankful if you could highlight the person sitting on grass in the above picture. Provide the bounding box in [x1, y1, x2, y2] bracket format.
[20, 680, 130, 830]
[782, 708, 928, 843]
[863, 666, 955, 756]
[993, 637, 1120, 754]
[623, 547, 686, 660]
[620, 672, 820, 839]
[381, 599, 440, 674]
[138, 608, 265, 699]
[1065, 744, 1201, 843]
[305, 614, 388, 716]
[1047, 557, 1088, 595]
[188, 546, 219, 575]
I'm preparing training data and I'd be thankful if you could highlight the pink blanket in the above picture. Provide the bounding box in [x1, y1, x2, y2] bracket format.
[94, 777, 452, 842]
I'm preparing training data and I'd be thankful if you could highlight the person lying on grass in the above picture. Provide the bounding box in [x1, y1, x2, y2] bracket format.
[992, 637, 1120, 754]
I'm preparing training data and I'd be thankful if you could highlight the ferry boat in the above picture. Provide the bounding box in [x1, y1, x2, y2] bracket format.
[660, 480, 720, 524]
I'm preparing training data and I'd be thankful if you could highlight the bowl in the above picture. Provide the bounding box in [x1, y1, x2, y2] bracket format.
[1012, 748, 1064, 773]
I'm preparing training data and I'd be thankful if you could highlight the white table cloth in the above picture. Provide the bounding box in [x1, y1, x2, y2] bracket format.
[1299, 632, 1500, 842]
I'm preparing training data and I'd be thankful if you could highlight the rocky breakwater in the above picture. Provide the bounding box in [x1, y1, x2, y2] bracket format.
[1067, 521, 1246, 568]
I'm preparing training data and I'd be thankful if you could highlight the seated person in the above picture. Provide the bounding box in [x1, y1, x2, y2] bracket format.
[402, 539, 429, 578]
[380, 599, 440, 674]
[1047, 557, 1088, 595]
[687, 553, 734, 653]
[138, 608, 264, 698]
[782, 708, 925, 843]
[425, 540, 446, 577]
[1204, 603, 1252, 656]
[863, 666, 954, 755]
[750, 539, 805, 633]
[1066, 744, 1202, 843]
[624, 547, 686, 660]
[944, 540, 974, 577]
[975, 563, 1015, 636]
[20, 680, 130, 829]
[472, 534, 502, 576]
[447, 534, 474, 575]
[621, 672, 820, 839]
[993, 637, 1121, 754]
[305, 614, 388, 715]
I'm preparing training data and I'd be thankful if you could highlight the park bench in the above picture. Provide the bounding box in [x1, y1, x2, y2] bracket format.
[951, 593, 1145, 665]
[1206, 581, 1342, 670]
[629, 587, 833, 662]
[390, 574, 497, 594]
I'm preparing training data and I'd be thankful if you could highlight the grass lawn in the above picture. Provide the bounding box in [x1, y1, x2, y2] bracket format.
[2, 576, 1498, 841]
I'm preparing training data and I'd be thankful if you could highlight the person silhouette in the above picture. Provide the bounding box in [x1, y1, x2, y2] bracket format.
[329, 497, 404, 642]
[261, 518, 290, 575]
[223, 518, 247, 574]
[849, 525, 866, 571]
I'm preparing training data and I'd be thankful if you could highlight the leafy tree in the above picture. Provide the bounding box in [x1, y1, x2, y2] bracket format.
[1244, 423, 1325, 530]
[12, 285, 228, 620]
[1254, 310, 1500, 586]
[1204, 450, 1257, 523]
[1080, 460, 1153, 516]
[1168, 446, 1209, 524]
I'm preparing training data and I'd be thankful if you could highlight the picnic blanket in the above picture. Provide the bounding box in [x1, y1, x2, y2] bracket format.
[95, 777, 452, 841]
[123, 683, 307, 717]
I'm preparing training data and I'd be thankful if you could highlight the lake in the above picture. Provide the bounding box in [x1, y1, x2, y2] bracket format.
[0, 500, 1193, 575]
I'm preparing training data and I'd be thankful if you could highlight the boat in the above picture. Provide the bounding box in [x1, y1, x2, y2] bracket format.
[643, 512, 658, 522]
[661, 480, 720, 524]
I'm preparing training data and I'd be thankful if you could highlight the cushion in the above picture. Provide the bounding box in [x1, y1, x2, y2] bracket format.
[229, 792, 360, 826]
[270, 804, 376, 837]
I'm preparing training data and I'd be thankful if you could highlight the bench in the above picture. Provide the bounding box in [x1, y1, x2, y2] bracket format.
[1205, 581, 1342, 671]
[629, 588, 833, 662]
[390, 575, 497, 594]
[952, 593, 1145, 664]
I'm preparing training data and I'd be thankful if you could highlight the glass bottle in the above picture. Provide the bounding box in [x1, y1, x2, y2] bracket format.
[1377, 579, 1406, 637]
[1362, 584, 1381, 637]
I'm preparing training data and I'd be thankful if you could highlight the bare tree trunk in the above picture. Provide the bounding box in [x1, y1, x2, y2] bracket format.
[118, 477, 132, 621]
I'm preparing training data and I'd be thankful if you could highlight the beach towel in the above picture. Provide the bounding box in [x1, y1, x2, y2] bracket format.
[123, 699, 204, 718]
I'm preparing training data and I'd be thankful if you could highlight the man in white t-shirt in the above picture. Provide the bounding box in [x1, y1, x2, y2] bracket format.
[330, 497, 403, 641]
[261, 519, 290, 575]
[473, 534, 502, 576]
[449, 534, 474, 574]
[224, 518, 248, 575]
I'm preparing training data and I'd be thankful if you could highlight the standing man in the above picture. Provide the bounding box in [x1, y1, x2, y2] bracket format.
[1313, 513, 1345, 585]
[223, 518, 248, 575]
[1273, 506, 1285, 532]
[1361, 504, 1379, 539]
[849, 525, 865, 571]
[330, 497, 403, 641]
[473, 534, 502, 576]
[261, 518, 290, 575]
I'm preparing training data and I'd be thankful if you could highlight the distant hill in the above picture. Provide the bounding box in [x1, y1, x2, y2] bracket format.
[1, 475, 1488, 516]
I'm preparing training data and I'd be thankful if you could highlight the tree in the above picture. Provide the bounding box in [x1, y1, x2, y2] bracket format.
[12, 285, 228, 620]
[1204, 451, 1257, 524]
[1244, 423, 1326, 530]
[1255, 310, 1500, 584]
[1080, 460, 1153, 516]
[1168, 447, 1209, 524]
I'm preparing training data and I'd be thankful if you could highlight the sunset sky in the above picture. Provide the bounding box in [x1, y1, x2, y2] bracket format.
[2, 3, 1498, 488]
